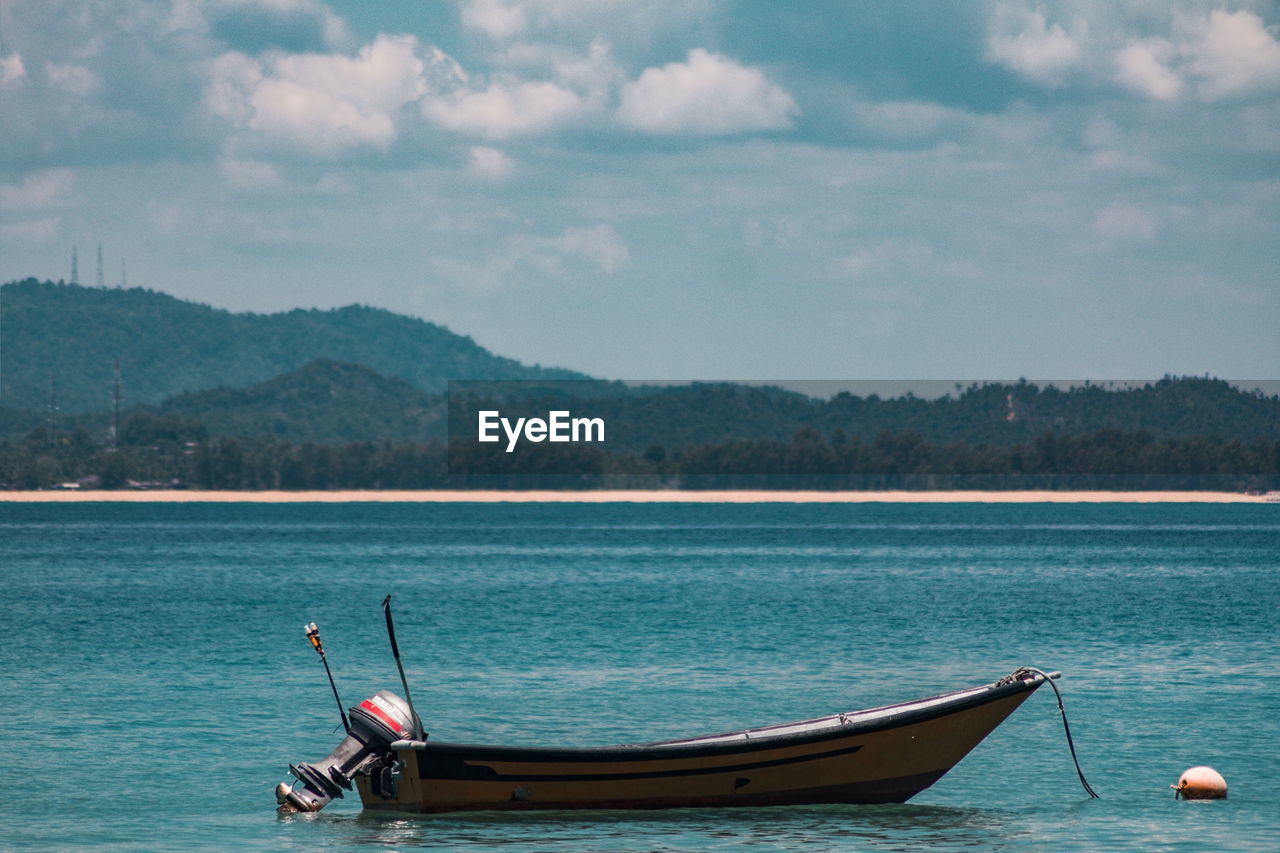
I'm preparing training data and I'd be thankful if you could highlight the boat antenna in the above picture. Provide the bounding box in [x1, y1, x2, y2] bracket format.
[382, 595, 424, 739]
[305, 622, 350, 733]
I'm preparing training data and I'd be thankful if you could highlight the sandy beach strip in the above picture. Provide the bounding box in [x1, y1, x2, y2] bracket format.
[1, 489, 1276, 503]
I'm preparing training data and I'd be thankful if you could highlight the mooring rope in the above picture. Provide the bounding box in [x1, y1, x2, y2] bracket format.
[1023, 667, 1100, 798]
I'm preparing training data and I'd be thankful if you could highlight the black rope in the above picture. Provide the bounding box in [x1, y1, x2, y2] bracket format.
[1024, 667, 1100, 798]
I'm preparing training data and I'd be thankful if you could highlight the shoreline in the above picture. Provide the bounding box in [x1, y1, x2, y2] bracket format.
[1, 489, 1276, 503]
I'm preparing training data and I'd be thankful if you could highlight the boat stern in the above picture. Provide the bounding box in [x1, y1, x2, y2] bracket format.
[276, 690, 419, 814]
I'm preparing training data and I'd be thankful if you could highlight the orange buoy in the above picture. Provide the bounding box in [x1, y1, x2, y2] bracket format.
[1173, 766, 1227, 800]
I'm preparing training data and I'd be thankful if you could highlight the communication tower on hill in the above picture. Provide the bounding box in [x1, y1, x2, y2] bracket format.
[70, 246, 79, 285]
[96, 245, 104, 287]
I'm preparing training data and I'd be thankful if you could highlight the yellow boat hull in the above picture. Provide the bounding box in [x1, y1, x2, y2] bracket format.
[356, 671, 1044, 813]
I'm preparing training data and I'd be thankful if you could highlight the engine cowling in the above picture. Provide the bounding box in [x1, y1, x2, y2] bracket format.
[277, 690, 421, 813]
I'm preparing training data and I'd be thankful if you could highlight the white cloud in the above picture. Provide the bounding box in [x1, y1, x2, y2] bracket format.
[618, 49, 797, 135]
[467, 146, 515, 178]
[850, 99, 969, 143]
[457, 0, 717, 53]
[506, 224, 630, 277]
[1088, 149, 1157, 173]
[1, 217, 60, 242]
[0, 53, 25, 86]
[553, 224, 628, 273]
[206, 52, 263, 126]
[44, 61, 101, 96]
[206, 34, 427, 155]
[204, 25, 607, 146]
[1092, 203, 1157, 240]
[0, 169, 75, 208]
[1116, 39, 1184, 101]
[494, 38, 621, 113]
[838, 240, 982, 284]
[1186, 9, 1280, 100]
[422, 77, 582, 139]
[985, 5, 1082, 87]
[1116, 9, 1280, 102]
[432, 222, 629, 289]
[461, 0, 528, 40]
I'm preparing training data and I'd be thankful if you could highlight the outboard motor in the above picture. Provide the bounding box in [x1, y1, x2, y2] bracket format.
[276, 690, 422, 813]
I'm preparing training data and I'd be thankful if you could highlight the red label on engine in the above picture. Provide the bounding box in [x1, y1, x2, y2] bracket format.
[360, 699, 408, 736]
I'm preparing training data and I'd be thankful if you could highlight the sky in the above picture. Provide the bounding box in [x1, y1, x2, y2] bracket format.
[1, 0, 1278, 381]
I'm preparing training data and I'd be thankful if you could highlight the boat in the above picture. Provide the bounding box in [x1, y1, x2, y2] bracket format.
[276, 666, 1058, 814]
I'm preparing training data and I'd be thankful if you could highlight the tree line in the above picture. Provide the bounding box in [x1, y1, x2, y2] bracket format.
[4, 413, 1275, 491]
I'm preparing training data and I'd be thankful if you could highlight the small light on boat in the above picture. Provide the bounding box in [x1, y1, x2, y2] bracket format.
[1173, 766, 1227, 800]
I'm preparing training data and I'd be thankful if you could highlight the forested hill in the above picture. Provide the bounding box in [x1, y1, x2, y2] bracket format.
[157, 359, 443, 444]
[0, 279, 589, 411]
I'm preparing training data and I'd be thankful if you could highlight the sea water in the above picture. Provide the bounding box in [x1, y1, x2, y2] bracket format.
[0, 501, 1276, 852]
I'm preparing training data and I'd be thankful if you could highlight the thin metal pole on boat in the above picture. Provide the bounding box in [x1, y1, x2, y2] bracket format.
[305, 622, 350, 733]
[382, 595, 424, 739]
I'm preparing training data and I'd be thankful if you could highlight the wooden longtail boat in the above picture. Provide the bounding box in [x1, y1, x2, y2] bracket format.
[278, 667, 1057, 814]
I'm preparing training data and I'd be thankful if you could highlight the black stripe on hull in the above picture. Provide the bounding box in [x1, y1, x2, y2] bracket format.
[418, 743, 864, 782]
[364, 769, 950, 814]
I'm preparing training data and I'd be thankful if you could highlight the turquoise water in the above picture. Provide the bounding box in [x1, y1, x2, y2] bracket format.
[1, 502, 1276, 851]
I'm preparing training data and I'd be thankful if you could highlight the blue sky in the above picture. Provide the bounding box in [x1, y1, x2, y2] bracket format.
[1, 0, 1277, 380]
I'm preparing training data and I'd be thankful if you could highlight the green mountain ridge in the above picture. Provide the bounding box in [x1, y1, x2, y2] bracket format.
[3, 359, 1276, 489]
[4, 279, 1278, 453]
[0, 279, 589, 412]
[157, 358, 445, 444]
